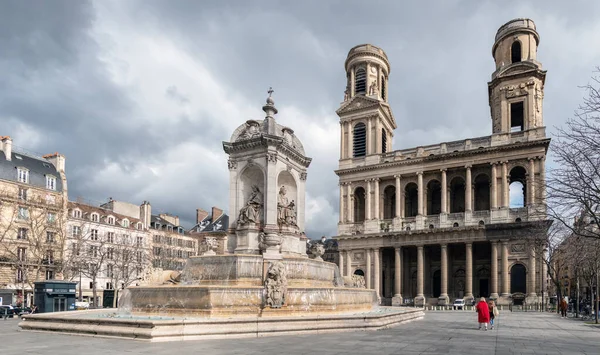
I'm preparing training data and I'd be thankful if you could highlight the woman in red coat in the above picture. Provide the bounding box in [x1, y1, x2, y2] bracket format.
[476, 297, 490, 330]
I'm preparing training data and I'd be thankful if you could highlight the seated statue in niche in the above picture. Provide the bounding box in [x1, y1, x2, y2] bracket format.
[277, 185, 297, 227]
[238, 185, 263, 225]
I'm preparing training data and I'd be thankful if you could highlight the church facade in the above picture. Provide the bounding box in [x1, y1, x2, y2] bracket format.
[334, 18, 549, 306]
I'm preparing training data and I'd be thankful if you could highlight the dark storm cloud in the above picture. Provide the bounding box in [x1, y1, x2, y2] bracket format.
[1, 0, 599, 237]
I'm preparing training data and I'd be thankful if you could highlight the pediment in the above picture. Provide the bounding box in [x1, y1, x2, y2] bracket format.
[336, 95, 382, 116]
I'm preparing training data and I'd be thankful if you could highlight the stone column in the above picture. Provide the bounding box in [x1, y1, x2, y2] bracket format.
[417, 172, 424, 216]
[465, 165, 472, 212]
[375, 120, 381, 154]
[490, 241, 499, 299]
[339, 249, 344, 277]
[374, 248, 381, 300]
[340, 122, 345, 160]
[501, 241, 510, 296]
[441, 169, 447, 214]
[465, 243, 474, 302]
[439, 244, 449, 304]
[347, 183, 353, 223]
[366, 179, 372, 220]
[374, 178, 380, 220]
[392, 247, 402, 305]
[491, 163, 498, 209]
[366, 249, 372, 289]
[394, 175, 401, 218]
[415, 245, 425, 306]
[339, 183, 344, 223]
[541, 248, 548, 298]
[540, 156, 547, 205]
[346, 250, 352, 278]
[502, 162, 509, 208]
[528, 247, 537, 297]
[528, 158, 536, 206]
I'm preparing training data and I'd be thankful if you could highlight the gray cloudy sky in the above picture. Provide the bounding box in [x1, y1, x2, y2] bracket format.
[1, 0, 599, 238]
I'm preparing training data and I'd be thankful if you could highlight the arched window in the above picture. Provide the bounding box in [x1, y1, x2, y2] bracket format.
[355, 68, 366, 94]
[427, 180, 442, 215]
[354, 187, 366, 222]
[511, 41, 522, 63]
[509, 166, 527, 207]
[383, 185, 396, 219]
[405, 183, 418, 217]
[381, 128, 387, 153]
[474, 174, 490, 211]
[353, 123, 367, 157]
[450, 177, 465, 213]
[381, 77, 386, 100]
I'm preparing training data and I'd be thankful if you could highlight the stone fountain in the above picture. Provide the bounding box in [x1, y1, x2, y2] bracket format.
[19, 89, 423, 341]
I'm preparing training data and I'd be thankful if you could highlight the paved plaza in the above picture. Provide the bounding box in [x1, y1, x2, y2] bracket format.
[1, 311, 598, 354]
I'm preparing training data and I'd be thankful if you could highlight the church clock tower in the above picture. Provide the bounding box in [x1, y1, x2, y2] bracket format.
[488, 18, 546, 137]
[337, 44, 397, 168]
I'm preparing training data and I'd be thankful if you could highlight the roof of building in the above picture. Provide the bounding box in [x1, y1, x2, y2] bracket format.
[0, 151, 64, 192]
[190, 213, 229, 233]
[68, 201, 143, 228]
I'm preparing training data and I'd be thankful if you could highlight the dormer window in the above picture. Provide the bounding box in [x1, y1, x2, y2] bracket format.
[17, 168, 29, 183]
[91, 213, 99, 222]
[136, 223, 142, 230]
[73, 209, 82, 218]
[107, 216, 115, 225]
[122, 219, 129, 228]
[46, 175, 56, 190]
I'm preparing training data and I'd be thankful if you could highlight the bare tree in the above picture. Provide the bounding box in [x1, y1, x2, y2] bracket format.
[547, 68, 600, 239]
[0, 189, 68, 306]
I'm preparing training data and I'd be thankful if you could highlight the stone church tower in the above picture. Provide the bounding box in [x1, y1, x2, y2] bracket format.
[488, 18, 546, 137]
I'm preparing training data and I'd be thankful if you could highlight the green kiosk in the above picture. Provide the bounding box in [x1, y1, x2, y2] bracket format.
[33, 280, 77, 313]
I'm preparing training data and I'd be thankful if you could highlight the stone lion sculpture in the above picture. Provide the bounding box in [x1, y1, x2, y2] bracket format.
[342, 274, 366, 289]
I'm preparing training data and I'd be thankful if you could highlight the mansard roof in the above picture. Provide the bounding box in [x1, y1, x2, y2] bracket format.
[0, 151, 64, 192]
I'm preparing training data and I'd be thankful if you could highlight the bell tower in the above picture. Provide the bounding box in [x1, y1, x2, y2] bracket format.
[488, 18, 546, 136]
[337, 44, 396, 166]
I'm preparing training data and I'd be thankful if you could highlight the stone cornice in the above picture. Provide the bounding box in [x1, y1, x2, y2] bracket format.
[223, 135, 312, 168]
[335, 138, 550, 176]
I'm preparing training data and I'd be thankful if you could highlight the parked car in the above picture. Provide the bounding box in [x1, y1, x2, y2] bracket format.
[453, 298, 465, 310]
[0, 305, 15, 318]
[12, 306, 32, 316]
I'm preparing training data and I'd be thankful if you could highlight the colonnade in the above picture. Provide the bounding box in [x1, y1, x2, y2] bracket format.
[339, 158, 544, 223]
[339, 240, 540, 303]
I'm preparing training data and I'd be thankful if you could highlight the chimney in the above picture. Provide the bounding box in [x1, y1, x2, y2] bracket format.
[1, 136, 12, 161]
[211, 206, 224, 221]
[196, 208, 209, 224]
[43, 152, 66, 173]
[140, 201, 152, 229]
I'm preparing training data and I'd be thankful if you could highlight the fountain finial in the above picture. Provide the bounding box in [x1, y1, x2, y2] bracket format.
[263, 86, 278, 118]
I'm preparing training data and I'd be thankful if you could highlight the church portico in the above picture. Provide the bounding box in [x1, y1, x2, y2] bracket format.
[337, 230, 542, 306]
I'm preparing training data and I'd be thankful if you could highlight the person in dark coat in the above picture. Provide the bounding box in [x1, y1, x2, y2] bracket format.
[476, 297, 490, 330]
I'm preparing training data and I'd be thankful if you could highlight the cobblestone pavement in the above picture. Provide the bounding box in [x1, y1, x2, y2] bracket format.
[1, 311, 598, 354]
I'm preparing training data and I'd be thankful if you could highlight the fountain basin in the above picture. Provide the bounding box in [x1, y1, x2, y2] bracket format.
[19, 307, 424, 342]
[121, 285, 377, 317]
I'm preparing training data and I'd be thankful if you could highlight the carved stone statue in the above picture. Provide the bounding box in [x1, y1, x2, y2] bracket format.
[342, 275, 366, 288]
[202, 236, 218, 255]
[277, 185, 297, 227]
[308, 241, 325, 261]
[343, 88, 349, 101]
[237, 120, 261, 141]
[139, 268, 182, 286]
[238, 185, 263, 225]
[368, 81, 379, 96]
[264, 261, 287, 308]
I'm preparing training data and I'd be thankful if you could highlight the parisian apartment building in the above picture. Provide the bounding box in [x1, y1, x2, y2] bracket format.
[0, 135, 227, 307]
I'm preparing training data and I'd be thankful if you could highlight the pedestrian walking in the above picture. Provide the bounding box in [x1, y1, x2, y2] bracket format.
[488, 300, 499, 329]
[559, 298, 568, 318]
[476, 297, 490, 330]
